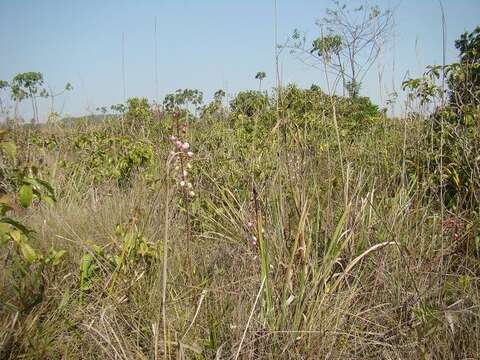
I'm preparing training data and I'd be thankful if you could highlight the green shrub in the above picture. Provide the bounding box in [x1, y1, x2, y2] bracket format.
[64, 132, 154, 186]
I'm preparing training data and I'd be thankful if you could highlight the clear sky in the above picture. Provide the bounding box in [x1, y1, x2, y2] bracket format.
[1, 0, 479, 120]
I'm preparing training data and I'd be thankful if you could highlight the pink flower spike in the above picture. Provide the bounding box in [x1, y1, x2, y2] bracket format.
[175, 140, 183, 148]
[181, 142, 190, 150]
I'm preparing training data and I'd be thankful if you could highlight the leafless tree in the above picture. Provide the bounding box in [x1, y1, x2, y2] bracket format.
[286, 1, 394, 98]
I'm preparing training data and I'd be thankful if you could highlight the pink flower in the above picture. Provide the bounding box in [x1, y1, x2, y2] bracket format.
[175, 140, 183, 148]
[169, 135, 177, 142]
[181, 142, 190, 150]
[187, 151, 194, 157]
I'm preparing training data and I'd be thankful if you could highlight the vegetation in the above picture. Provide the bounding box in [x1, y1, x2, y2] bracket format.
[0, 19, 479, 360]
[286, 1, 393, 97]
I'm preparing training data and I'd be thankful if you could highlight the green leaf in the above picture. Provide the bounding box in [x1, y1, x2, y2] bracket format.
[19, 184, 33, 208]
[79, 253, 98, 292]
[0, 217, 32, 235]
[42, 195, 55, 207]
[0, 202, 12, 216]
[0, 222, 10, 236]
[0, 141, 16, 159]
[46, 249, 66, 266]
[20, 240, 39, 263]
[0, 222, 10, 244]
[29, 178, 56, 201]
[10, 230, 39, 263]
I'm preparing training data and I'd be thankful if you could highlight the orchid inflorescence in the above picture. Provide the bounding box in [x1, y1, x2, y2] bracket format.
[168, 112, 195, 198]
[241, 216, 260, 251]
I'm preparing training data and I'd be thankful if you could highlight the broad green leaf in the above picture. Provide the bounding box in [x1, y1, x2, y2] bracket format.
[0, 221, 10, 235]
[42, 195, 55, 207]
[29, 178, 56, 200]
[19, 240, 39, 263]
[46, 248, 66, 266]
[0, 141, 16, 159]
[19, 184, 33, 208]
[79, 253, 98, 291]
[52, 249, 66, 265]
[0, 202, 12, 216]
[0, 222, 10, 244]
[1, 217, 32, 235]
[80, 253, 93, 275]
[10, 230, 38, 263]
[10, 229, 22, 243]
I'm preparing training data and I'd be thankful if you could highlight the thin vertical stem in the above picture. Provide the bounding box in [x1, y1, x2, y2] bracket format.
[122, 32, 127, 102]
[273, 0, 284, 147]
[438, 0, 446, 287]
[156, 157, 172, 360]
[154, 17, 159, 104]
[253, 186, 271, 321]
[174, 113, 192, 245]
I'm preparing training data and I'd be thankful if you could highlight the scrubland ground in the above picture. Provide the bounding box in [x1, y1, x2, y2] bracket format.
[1, 88, 479, 360]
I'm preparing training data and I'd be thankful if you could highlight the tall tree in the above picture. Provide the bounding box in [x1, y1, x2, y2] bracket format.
[287, 1, 393, 98]
[10, 72, 47, 124]
[255, 71, 267, 91]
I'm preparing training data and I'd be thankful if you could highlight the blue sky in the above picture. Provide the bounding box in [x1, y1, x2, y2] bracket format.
[1, 0, 479, 119]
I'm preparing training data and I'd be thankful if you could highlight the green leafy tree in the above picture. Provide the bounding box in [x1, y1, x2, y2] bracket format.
[163, 89, 203, 115]
[126, 97, 152, 122]
[448, 26, 480, 108]
[214, 89, 226, 103]
[403, 27, 480, 209]
[10, 72, 48, 124]
[111, 103, 127, 115]
[230, 90, 270, 118]
[96, 106, 108, 114]
[202, 89, 227, 117]
[95, 106, 108, 121]
[255, 71, 267, 91]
